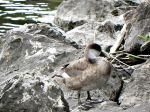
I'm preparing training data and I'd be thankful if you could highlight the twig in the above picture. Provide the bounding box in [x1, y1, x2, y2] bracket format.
[103, 50, 132, 68]
[110, 54, 132, 67]
[111, 53, 125, 63]
[125, 53, 146, 61]
[111, 50, 126, 55]
[137, 55, 150, 58]
[110, 24, 127, 53]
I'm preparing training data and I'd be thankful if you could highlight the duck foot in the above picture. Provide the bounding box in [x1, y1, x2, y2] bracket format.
[86, 91, 92, 101]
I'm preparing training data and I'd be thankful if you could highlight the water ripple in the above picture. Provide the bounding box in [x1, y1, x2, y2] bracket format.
[0, 0, 62, 37]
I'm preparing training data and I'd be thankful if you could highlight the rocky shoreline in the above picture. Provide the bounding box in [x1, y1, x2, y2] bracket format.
[0, 0, 150, 112]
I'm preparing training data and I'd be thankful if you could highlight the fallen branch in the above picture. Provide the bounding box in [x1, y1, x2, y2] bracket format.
[110, 24, 127, 53]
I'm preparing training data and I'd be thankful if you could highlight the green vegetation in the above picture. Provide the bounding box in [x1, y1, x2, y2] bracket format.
[138, 34, 150, 42]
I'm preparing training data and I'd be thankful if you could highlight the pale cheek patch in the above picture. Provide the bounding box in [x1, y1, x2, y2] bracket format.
[88, 49, 100, 59]
[62, 72, 70, 79]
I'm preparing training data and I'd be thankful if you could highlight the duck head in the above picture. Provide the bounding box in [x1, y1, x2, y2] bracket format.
[84, 43, 101, 64]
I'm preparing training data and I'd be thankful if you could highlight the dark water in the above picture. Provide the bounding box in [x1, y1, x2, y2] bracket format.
[0, 0, 62, 36]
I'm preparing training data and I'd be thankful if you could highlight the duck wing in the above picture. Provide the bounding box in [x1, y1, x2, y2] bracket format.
[62, 58, 88, 77]
[79, 57, 111, 90]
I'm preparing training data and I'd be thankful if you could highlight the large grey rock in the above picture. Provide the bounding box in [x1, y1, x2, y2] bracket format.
[0, 73, 69, 112]
[65, 21, 117, 50]
[0, 23, 76, 75]
[119, 59, 150, 108]
[124, 3, 150, 54]
[0, 23, 77, 112]
[54, 0, 114, 31]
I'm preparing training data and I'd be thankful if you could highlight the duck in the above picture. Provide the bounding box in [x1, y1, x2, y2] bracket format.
[60, 43, 112, 104]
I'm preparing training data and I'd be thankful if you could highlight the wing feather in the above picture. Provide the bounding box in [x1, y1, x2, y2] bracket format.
[62, 58, 88, 77]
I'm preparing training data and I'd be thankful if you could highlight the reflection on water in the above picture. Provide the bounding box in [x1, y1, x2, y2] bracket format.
[0, 0, 62, 36]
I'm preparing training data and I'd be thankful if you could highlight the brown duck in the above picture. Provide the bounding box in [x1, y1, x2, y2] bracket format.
[61, 43, 112, 104]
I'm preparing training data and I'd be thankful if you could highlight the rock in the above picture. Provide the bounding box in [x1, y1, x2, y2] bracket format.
[0, 23, 76, 73]
[119, 102, 150, 112]
[71, 102, 150, 112]
[53, 0, 141, 31]
[54, 0, 114, 31]
[71, 101, 122, 112]
[65, 21, 116, 50]
[119, 59, 150, 109]
[112, 0, 139, 17]
[0, 73, 69, 112]
[0, 23, 77, 112]
[124, 3, 150, 54]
